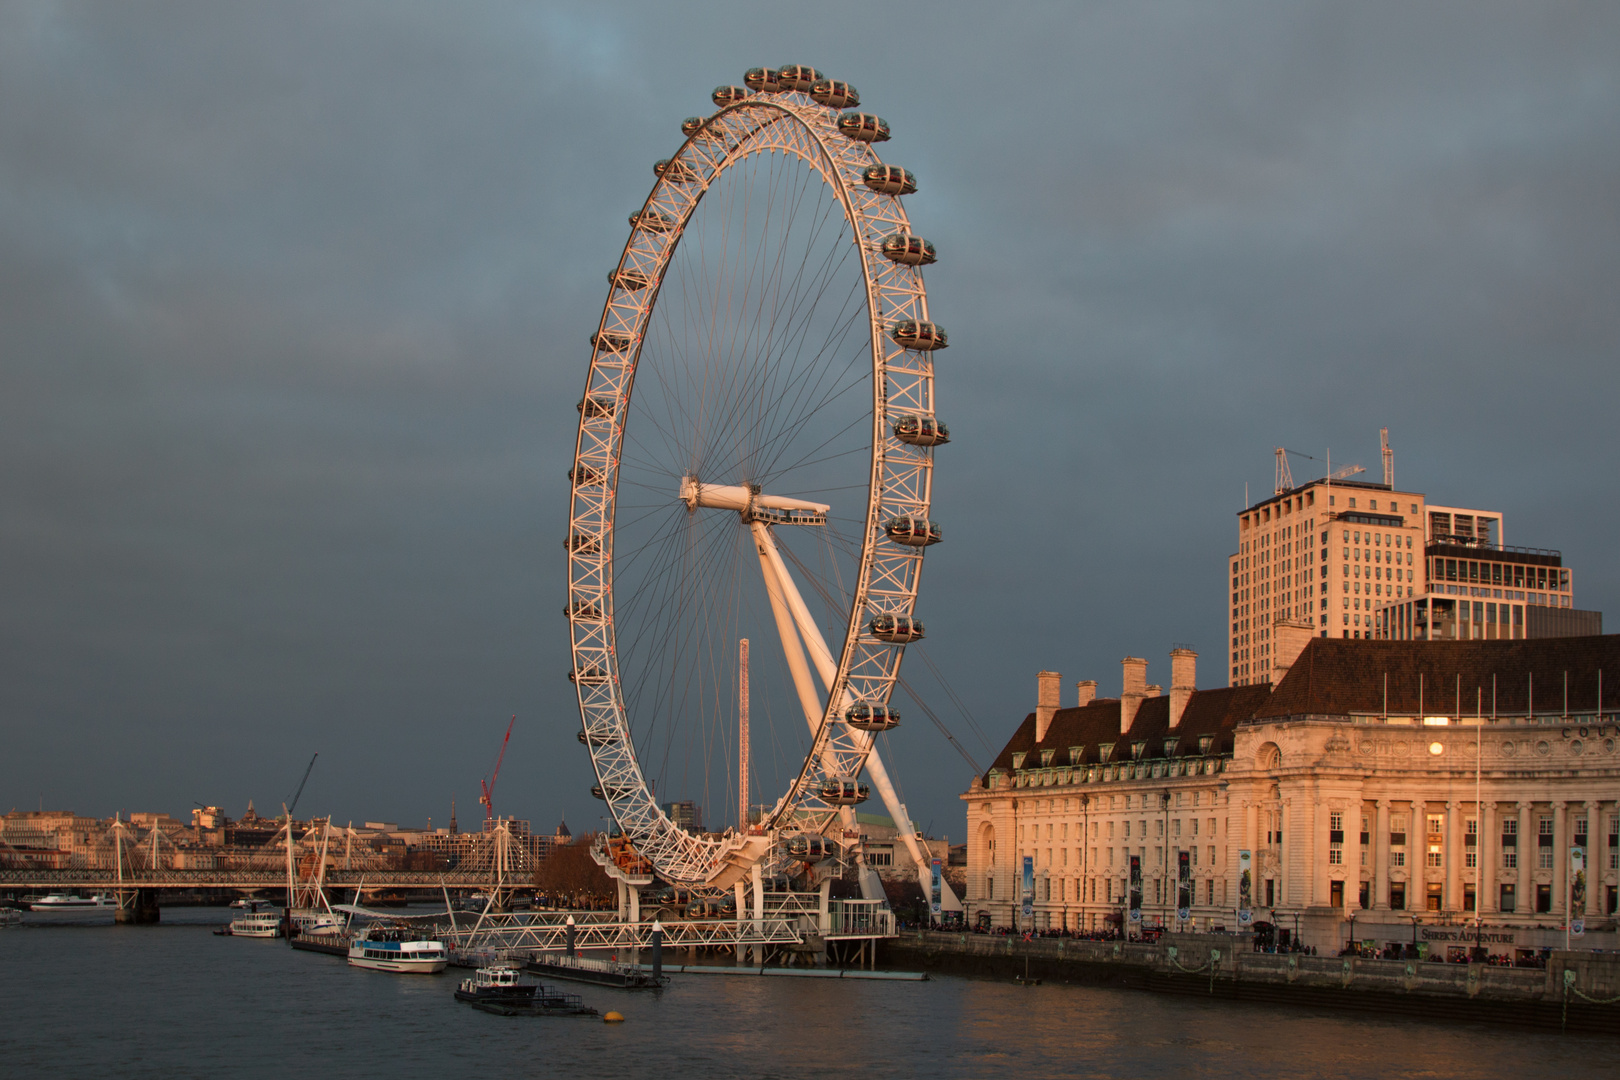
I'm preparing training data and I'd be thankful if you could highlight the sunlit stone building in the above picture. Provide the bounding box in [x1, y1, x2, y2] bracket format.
[964, 636, 1620, 957]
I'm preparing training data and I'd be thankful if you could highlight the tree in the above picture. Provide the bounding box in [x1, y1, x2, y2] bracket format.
[533, 832, 615, 909]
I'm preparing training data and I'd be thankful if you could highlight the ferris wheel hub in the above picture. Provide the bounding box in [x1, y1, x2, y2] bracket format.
[679, 476, 829, 524]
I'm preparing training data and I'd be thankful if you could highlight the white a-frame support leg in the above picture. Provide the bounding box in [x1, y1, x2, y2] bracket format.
[750, 521, 959, 908]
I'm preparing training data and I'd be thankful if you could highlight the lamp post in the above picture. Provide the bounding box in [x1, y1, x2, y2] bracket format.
[1410, 913, 1420, 959]
[1347, 911, 1357, 956]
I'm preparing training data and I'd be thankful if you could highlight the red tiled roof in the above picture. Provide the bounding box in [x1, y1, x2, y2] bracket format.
[1260, 634, 1620, 718]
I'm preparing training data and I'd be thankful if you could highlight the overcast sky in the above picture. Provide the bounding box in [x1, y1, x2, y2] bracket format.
[3, 2, 1616, 841]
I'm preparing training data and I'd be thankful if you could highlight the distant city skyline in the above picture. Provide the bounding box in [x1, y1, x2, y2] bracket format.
[2, 3, 1617, 840]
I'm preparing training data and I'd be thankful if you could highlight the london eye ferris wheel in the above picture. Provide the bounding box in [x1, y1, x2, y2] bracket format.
[567, 65, 950, 889]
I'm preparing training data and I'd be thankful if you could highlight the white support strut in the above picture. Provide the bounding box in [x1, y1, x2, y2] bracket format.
[752, 518, 956, 905]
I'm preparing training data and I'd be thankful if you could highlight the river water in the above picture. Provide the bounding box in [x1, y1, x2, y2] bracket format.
[1, 908, 1613, 1079]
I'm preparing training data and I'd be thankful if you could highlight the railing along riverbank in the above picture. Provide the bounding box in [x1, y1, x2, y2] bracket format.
[883, 930, 1620, 1034]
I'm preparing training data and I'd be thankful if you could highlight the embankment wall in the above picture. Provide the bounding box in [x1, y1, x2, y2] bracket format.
[882, 931, 1620, 1034]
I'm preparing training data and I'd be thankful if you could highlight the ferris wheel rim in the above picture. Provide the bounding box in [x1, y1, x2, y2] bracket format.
[566, 79, 941, 887]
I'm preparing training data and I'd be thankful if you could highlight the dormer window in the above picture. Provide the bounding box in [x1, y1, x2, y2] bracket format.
[1198, 735, 1214, 754]
[1162, 737, 1180, 757]
[1068, 746, 1085, 765]
[1098, 743, 1114, 763]
[1010, 752, 1027, 770]
[1038, 749, 1055, 767]
[1131, 741, 1147, 760]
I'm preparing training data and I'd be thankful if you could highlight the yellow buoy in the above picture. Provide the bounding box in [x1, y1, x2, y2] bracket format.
[603, 1011, 625, 1024]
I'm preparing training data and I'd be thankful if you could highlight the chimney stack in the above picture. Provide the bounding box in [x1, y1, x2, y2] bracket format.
[1120, 657, 1148, 734]
[1075, 680, 1097, 708]
[1035, 670, 1061, 742]
[1169, 648, 1197, 728]
[1145, 684, 1162, 697]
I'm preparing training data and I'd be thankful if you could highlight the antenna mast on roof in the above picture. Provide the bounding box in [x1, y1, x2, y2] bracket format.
[1274, 448, 1293, 495]
[1380, 427, 1394, 487]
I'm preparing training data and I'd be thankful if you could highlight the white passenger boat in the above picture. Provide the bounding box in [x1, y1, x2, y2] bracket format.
[28, 893, 116, 912]
[347, 924, 448, 974]
[227, 902, 283, 938]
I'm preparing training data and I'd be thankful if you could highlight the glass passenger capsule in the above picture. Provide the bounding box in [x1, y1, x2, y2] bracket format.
[862, 164, 916, 195]
[654, 158, 701, 184]
[577, 729, 619, 747]
[608, 268, 652, 290]
[590, 330, 635, 352]
[837, 112, 891, 143]
[880, 232, 937, 267]
[590, 784, 630, 800]
[743, 67, 785, 92]
[566, 534, 602, 555]
[566, 600, 602, 620]
[893, 415, 950, 446]
[890, 320, 948, 350]
[577, 395, 616, 418]
[809, 79, 860, 109]
[785, 833, 831, 862]
[776, 64, 824, 92]
[680, 117, 706, 137]
[712, 85, 749, 107]
[819, 778, 870, 806]
[569, 465, 606, 486]
[629, 209, 678, 233]
[568, 666, 607, 684]
[845, 701, 900, 732]
[869, 614, 924, 643]
[884, 515, 942, 547]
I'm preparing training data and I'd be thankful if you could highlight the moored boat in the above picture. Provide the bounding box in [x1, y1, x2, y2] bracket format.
[348, 924, 448, 974]
[525, 952, 668, 990]
[455, 965, 539, 1004]
[225, 902, 283, 938]
[28, 893, 116, 912]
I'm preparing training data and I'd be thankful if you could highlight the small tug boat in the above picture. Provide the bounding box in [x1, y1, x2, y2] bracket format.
[347, 924, 449, 974]
[460, 970, 600, 1018]
[455, 966, 540, 1005]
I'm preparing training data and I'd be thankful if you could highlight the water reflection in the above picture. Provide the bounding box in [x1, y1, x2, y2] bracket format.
[0, 910, 1613, 1079]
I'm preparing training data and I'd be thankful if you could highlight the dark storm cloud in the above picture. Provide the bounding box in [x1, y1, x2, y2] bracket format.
[2, 2, 1616, 835]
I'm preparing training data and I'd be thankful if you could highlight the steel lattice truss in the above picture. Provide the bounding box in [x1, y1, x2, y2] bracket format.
[567, 78, 941, 887]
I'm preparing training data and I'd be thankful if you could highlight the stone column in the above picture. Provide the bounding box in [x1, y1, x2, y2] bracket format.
[1516, 802, 1531, 916]
[1577, 800, 1595, 918]
[1479, 800, 1494, 915]
[1445, 800, 1460, 913]
[1373, 799, 1386, 906]
[1552, 800, 1567, 919]
[1315, 790, 1333, 909]
[1278, 799, 1290, 908]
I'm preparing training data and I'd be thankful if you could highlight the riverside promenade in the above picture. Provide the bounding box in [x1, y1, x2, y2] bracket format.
[883, 930, 1620, 1034]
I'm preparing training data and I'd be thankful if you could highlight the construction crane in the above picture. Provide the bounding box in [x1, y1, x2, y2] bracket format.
[286, 753, 318, 818]
[479, 716, 516, 822]
[1278, 448, 1364, 493]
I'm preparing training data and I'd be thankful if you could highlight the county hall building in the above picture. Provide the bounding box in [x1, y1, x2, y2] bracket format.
[962, 636, 1620, 958]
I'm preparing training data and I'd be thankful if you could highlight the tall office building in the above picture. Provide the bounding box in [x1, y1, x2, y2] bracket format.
[1224, 437, 1573, 686]
[1229, 474, 1428, 686]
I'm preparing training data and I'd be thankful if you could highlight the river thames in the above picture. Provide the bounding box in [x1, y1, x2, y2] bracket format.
[1, 909, 1614, 1079]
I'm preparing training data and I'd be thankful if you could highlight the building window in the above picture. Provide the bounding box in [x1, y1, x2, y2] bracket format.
[1502, 818, 1517, 867]
[1536, 883, 1552, 914]
[1538, 815, 1555, 869]
[1499, 883, 1516, 913]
